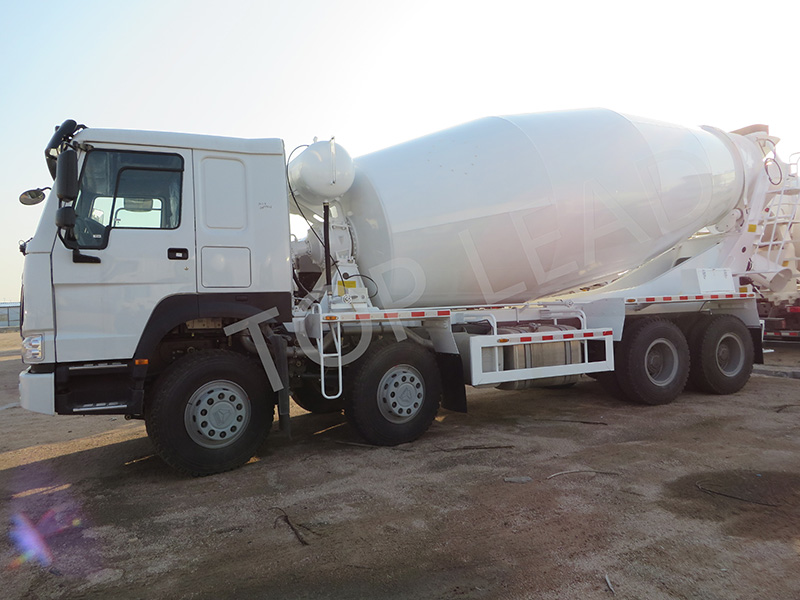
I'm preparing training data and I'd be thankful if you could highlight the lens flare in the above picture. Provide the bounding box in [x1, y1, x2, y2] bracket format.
[8, 504, 83, 569]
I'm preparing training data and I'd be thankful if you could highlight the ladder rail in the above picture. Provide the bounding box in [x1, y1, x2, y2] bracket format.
[317, 317, 344, 400]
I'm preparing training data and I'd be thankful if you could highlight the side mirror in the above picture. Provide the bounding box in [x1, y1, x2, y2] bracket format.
[55, 204, 101, 264]
[55, 205, 77, 230]
[19, 188, 48, 206]
[56, 149, 79, 202]
[55, 205, 78, 249]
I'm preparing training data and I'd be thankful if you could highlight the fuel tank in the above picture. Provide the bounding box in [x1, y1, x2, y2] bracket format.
[340, 108, 763, 308]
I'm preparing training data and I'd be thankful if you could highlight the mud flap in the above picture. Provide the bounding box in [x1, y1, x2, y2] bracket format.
[266, 332, 292, 437]
[750, 327, 764, 365]
[436, 352, 467, 413]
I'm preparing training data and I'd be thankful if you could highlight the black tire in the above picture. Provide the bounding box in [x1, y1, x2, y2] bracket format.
[291, 380, 344, 414]
[344, 339, 441, 446]
[688, 315, 753, 394]
[615, 318, 689, 405]
[145, 350, 274, 476]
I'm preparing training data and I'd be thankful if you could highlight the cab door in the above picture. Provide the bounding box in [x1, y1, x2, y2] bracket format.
[52, 146, 196, 362]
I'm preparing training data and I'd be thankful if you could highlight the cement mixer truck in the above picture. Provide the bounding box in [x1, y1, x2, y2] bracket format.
[17, 109, 800, 475]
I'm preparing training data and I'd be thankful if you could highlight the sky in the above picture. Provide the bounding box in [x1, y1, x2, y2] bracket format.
[2, 0, 799, 302]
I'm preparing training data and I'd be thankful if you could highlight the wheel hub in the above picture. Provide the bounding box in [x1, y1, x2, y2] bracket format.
[184, 380, 250, 448]
[377, 365, 424, 424]
[644, 338, 678, 387]
[716, 333, 745, 376]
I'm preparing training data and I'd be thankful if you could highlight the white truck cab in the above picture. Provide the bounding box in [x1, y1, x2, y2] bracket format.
[21, 123, 293, 420]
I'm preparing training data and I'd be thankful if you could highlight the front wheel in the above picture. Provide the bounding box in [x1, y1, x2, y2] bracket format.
[345, 339, 441, 446]
[614, 318, 690, 405]
[146, 350, 274, 476]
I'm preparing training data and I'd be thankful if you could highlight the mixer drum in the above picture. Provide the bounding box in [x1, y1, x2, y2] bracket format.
[342, 108, 760, 308]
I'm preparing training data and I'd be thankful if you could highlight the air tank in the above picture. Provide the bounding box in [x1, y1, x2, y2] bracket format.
[341, 108, 764, 309]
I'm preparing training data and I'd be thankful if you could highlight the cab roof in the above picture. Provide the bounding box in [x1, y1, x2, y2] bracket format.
[73, 128, 285, 156]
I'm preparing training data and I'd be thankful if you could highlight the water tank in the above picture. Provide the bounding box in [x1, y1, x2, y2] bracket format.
[288, 139, 355, 208]
[341, 109, 763, 309]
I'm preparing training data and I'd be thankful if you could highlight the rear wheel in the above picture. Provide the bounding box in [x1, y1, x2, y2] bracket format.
[146, 350, 274, 476]
[615, 318, 689, 405]
[345, 339, 441, 446]
[688, 315, 753, 394]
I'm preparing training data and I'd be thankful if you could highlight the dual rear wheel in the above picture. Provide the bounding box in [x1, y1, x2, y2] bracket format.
[688, 314, 754, 394]
[601, 315, 753, 405]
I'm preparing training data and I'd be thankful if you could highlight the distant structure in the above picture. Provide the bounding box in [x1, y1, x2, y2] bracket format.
[0, 302, 20, 329]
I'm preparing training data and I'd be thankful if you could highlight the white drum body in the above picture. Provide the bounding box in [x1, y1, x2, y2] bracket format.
[341, 109, 761, 308]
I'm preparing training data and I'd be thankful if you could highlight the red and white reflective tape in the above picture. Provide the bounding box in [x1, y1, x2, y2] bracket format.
[764, 330, 800, 339]
[322, 309, 451, 322]
[494, 329, 614, 344]
[625, 292, 755, 304]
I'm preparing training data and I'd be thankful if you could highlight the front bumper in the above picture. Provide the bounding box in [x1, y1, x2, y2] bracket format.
[19, 368, 55, 415]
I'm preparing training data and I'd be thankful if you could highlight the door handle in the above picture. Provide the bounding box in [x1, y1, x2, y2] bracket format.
[168, 248, 189, 260]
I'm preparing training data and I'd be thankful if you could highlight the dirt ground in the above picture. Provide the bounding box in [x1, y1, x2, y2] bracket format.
[1, 331, 800, 600]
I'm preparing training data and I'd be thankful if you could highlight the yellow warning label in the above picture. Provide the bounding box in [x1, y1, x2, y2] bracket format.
[747, 224, 757, 233]
[337, 280, 357, 295]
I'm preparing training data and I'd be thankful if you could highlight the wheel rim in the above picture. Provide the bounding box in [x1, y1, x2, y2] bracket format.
[184, 380, 251, 449]
[644, 338, 679, 387]
[377, 364, 425, 424]
[716, 333, 745, 376]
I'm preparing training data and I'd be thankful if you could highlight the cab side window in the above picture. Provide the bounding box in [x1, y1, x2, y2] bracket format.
[74, 151, 183, 248]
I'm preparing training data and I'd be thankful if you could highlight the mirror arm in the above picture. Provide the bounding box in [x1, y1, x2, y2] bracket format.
[57, 227, 76, 249]
[72, 248, 101, 264]
[56, 227, 101, 264]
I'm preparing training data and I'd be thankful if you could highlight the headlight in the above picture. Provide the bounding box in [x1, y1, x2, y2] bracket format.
[22, 335, 44, 362]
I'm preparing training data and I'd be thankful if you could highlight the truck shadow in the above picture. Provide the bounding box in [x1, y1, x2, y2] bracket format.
[0, 377, 646, 513]
[0, 377, 662, 492]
